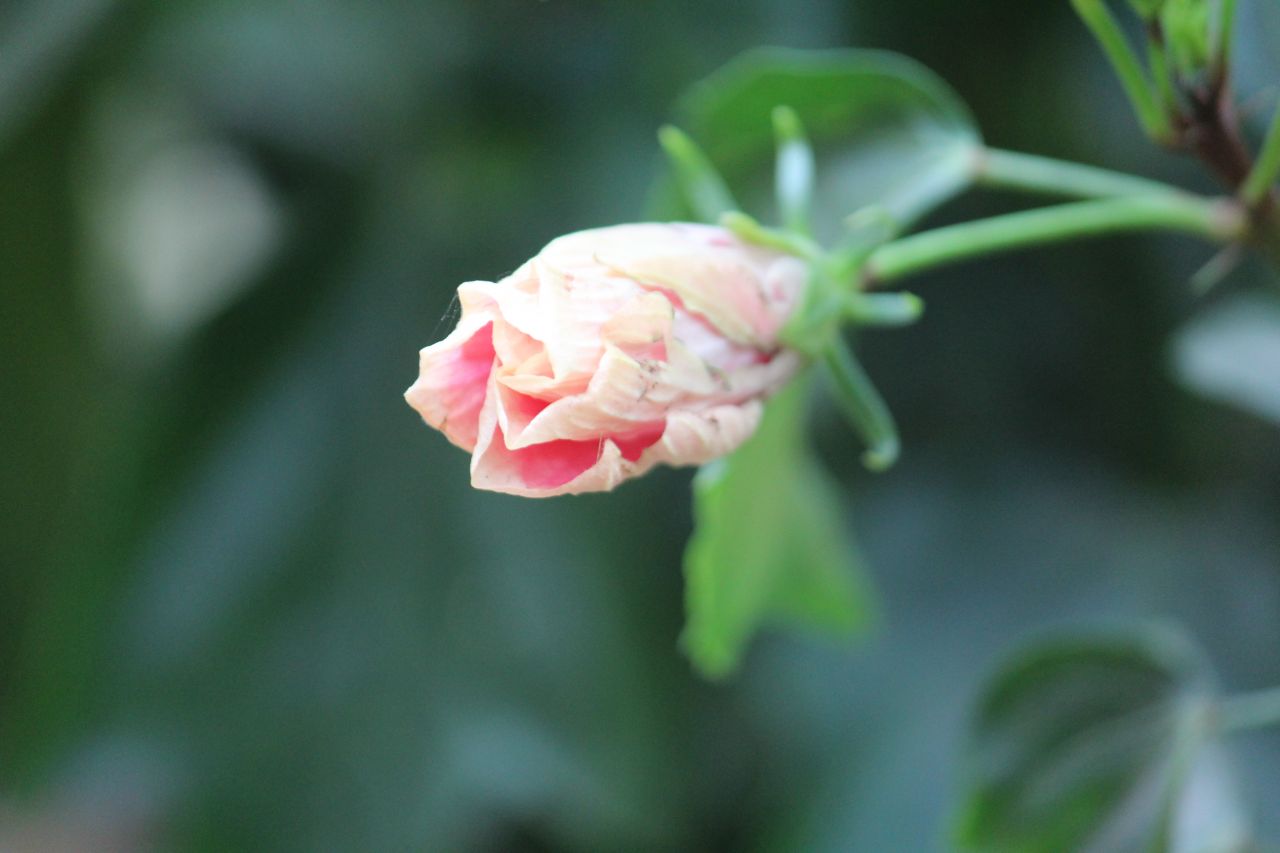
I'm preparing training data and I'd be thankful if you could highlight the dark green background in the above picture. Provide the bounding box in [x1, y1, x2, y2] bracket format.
[3, 1, 1278, 849]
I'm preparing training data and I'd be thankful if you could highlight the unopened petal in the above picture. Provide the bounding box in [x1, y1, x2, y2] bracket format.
[404, 311, 496, 451]
[470, 418, 665, 498]
[640, 402, 764, 468]
[533, 262, 647, 381]
[542, 223, 805, 349]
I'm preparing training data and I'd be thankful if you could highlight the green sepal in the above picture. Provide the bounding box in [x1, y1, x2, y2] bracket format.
[843, 292, 924, 328]
[719, 211, 820, 260]
[821, 337, 900, 471]
[657, 125, 739, 224]
[772, 105, 815, 235]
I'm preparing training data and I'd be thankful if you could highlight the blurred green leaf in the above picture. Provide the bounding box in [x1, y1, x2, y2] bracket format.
[682, 376, 875, 679]
[956, 626, 1248, 853]
[672, 47, 980, 237]
[1171, 292, 1280, 426]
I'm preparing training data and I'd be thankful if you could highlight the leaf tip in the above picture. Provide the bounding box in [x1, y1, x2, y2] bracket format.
[771, 104, 804, 141]
[861, 437, 900, 472]
[657, 124, 685, 151]
[680, 628, 740, 681]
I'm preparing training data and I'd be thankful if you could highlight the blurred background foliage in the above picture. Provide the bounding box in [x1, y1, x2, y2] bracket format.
[2, 0, 1280, 850]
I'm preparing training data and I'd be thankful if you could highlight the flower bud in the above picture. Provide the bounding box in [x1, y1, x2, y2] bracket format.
[406, 223, 807, 497]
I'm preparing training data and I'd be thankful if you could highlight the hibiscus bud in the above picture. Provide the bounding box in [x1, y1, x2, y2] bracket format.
[405, 223, 807, 497]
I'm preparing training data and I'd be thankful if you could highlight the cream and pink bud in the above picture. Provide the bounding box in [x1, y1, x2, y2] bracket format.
[405, 222, 806, 497]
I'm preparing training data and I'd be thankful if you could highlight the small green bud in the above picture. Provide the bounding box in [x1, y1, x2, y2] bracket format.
[1161, 0, 1213, 76]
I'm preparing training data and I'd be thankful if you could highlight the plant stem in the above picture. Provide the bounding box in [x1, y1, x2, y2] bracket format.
[977, 148, 1184, 200]
[1242, 106, 1280, 208]
[1146, 37, 1179, 117]
[1071, 0, 1173, 143]
[1217, 0, 1239, 69]
[863, 195, 1245, 286]
[1218, 685, 1280, 734]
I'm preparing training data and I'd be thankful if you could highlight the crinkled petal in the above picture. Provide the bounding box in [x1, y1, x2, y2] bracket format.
[500, 344, 701, 448]
[470, 401, 764, 498]
[470, 379, 665, 497]
[501, 340, 800, 450]
[533, 262, 647, 381]
[404, 311, 496, 451]
[471, 430, 634, 497]
[540, 223, 804, 348]
[638, 401, 764, 469]
[461, 271, 542, 334]
[599, 291, 672, 360]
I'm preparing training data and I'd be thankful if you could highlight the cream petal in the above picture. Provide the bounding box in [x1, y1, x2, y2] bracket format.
[498, 368, 590, 400]
[470, 433, 644, 498]
[459, 272, 545, 344]
[503, 344, 696, 448]
[599, 291, 674, 356]
[471, 400, 768, 498]
[611, 253, 774, 346]
[540, 223, 805, 349]
[638, 401, 764, 468]
[502, 341, 800, 450]
[470, 378, 656, 498]
[534, 261, 646, 381]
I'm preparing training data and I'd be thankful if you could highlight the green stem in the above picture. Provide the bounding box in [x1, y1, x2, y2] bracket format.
[1071, 0, 1173, 143]
[843, 292, 923, 328]
[863, 195, 1245, 286]
[977, 148, 1184, 200]
[1146, 38, 1179, 117]
[1241, 106, 1280, 208]
[1217, 0, 1238, 68]
[1218, 685, 1280, 734]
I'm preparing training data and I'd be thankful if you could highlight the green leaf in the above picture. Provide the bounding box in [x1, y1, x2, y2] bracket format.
[956, 626, 1250, 852]
[842, 291, 924, 328]
[1171, 292, 1280, 426]
[682, 375, 875, 679]
[671, 47, 980, 238]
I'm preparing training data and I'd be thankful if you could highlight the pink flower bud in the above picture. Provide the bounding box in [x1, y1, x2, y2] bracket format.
[405, 223, 807, 497]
